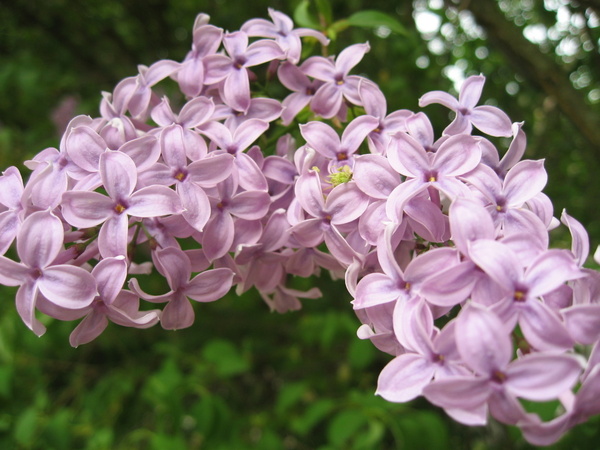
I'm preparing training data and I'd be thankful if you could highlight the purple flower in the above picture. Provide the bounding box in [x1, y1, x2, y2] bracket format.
[300, 115, 379, 171]
[62, 150, 182, 258]
[419, 75, 512, 137]
[423, 303, 582, 425]
[242, 8, 329, 64]
[129, 246, 234, 329]
[203, 31, 284, 112]
[301, 43, 371, 118]
[69, 256, 161, 347]
[0, 210, 97, 335]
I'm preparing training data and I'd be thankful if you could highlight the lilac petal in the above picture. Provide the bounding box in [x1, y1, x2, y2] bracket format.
[150, 96, 176, 126]
[295, 172, 325, 217]
[261, 209, 290, 252]
[358, 200, 388, 245]
[161, 293, 194, 330]
[340, 115, 379, 153]
[336, 42, 370, 76]
[179, 182, 210, 232]
[233, 118, 270, 152]
[358, 79, 386, 118]
[456, 302, 512, 375]
[406, 112, 435, 148]
[387, 132, 428, 177]
[561, 209, 589, 267]
[458, 75, 485, 109]
[506, 353, 581, 401]
[327, 183, 369, 224]
[468, 240, 521, 292]
[0, 166, 23, 209]
[223, 68, 251, 113]
[98, 214, 129, 258]
[100, 151, 137, 201]
[449, 198, 495, 256]
[17, 210, 64, 269]
[405, 247, 460, 287]
[281, 92, 311, 125]
[200, 121, 233, 151]
[520, 300, 575, 351]
[16, 281, 45, 336]
[278, 61, 311, 91]
[420, 262, 477, 307]
[128, 185, 182, 217]
[301, 56, 336, 81]
[92, 257, 127, 304]
[203, 54, 233, 84]
[156, 247, 192, 290]
[185, 268, 233, 302]
[108, 291, 160, 328]
[192, 23, 223, 56]
[443, 113, 471, 136]
[69, 310, 109, 347]
[323, 226, 362, 266]
[563, 304, 600, 345]
[418, 90, 459, 110]
[353, 273, 402, 309]
[376, 353, 435, 402]
[488, 390, 534, 426]
[188, 153, 235, 187]
[0, 256, 28, 286]
[405, 197, 449, 243]
[470, 106, 513, 137]
[385, 179, 428, 222]
[262, 156, 296, 185]
[353, 154, 400, 198]
[160, 125, 188, 170]
[143, 59, 180, 86]
[202, 212, 234, 261]
[38, 265, 96, 309]
[290, 218, 325, 248]
[120, 135, 160, 171]
[27, 162, 69, 209]
[66, 126, 106, 172]
[504, 160, 547, 206]
[520, 415, 571, 447]
[128, 278, 174, 304]
[423, 376, 491, 411]
[241, 18, 276, 36]
[498, 122, 526, 173]
[525, 249, 583, 299]
[229, 191, 270, 220]
[61, 191, 113, 228]
[235, 153, 269, 192]
[300, 121, 341, 160]
[179, 96, 215, 128]
[310, 83, 343, 119]
[245, 39, 284, 66]
[432, 134, 481, 176]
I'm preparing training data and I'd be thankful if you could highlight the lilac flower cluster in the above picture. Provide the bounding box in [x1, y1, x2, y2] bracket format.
[1, 8, 599, 444]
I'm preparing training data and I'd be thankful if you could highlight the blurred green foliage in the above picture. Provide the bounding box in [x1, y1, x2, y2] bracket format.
[1, 0, 600, 448]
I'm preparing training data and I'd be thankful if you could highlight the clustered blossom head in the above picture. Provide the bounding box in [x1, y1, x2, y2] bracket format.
[1, 9, 600, 445]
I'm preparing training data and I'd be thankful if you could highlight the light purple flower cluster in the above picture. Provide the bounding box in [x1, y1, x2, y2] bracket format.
[1, 8, 599, 444]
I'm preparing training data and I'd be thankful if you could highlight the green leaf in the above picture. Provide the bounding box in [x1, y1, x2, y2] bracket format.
[327, 409, 369, 446]
[202, 339, 250, 377]
[315, 0, 333, 27]
[346, 10, 407, 36]
[14, 407, 38, 447]
[294, 0, 321, 30]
